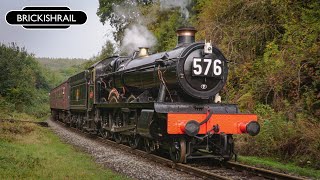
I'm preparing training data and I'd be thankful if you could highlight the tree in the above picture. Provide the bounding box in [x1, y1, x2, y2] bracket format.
[0, 43, 51, 111]
[98, 40, 116, 60]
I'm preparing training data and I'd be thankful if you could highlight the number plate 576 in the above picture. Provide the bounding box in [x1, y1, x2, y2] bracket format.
[192, 58, 222, 77]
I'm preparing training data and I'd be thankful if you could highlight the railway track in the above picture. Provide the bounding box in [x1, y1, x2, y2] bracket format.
[49, 119, 308, 180]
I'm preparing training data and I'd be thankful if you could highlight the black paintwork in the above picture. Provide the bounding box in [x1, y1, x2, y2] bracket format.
[95, 42, 228, 101]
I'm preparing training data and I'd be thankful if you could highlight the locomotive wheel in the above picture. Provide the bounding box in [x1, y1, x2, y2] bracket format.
[65, 114, 71, 126]
[99, 128, 107, 138]
[109, 93, 122, 143]
[100, 129, 105, 138]
[129, 135, 140, 149]
[114, 133, 122, 144]
[76, 116, 82, 130]
[98, 128, 103, 137]
[105, 131, 112, 139]
[169, 138, 186, 163]
[71, 116, 76, 128]
[101, 130, 112, 139]
[127, 95, 138, 148]
[221, 135, 234, 161]
[144, 138, 154, 154]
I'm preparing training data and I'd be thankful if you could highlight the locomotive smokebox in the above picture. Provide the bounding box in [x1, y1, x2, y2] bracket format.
[176, 27, 197, 47]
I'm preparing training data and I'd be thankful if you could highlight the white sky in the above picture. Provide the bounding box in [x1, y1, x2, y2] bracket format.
[0, 0, 114, 59]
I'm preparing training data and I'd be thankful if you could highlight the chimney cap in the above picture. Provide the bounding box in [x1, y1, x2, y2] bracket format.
[176, 27, 197, 36]
[137, 47, 149, 57]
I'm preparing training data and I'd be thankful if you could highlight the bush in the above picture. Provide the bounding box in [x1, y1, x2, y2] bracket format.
[236, 104, 320, 169]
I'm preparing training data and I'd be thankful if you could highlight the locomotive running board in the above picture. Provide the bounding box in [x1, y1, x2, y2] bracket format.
[96, 102, 154, 109]
[95, 102, 239, 114]
[154, 102, 239, 114]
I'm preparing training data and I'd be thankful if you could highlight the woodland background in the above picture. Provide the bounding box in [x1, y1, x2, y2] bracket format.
[0, 0, 319, 169]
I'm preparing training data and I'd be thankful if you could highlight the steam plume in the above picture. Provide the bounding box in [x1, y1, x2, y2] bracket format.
[112, 0, 192, 55]
[121, 24, 157, 55]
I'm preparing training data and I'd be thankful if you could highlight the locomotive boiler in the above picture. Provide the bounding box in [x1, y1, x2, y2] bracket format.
[99, 27, 228, 102]
[50, 27, 260, 163]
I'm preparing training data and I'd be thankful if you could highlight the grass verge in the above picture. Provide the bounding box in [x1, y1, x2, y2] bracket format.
[238, 156, 320, 179]
[0, 121, 128, 179]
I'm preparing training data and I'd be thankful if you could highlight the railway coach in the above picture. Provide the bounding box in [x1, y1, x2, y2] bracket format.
[50, 80, 69, 121]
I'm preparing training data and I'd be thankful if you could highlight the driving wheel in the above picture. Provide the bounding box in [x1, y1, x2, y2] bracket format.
[169, 138, 186, 163]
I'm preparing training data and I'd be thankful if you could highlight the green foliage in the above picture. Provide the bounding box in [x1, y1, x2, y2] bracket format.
[0, 43, 60, 118]
[0, 42, 105, 119]
[195, 0, 319, 115]
[0, 44, 45, 110]
[149, 10, 182, 52]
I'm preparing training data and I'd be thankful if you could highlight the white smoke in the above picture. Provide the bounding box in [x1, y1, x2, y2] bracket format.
[113, 0, 192, 55]
[160, 0, 191, 19]
[121, 24, 157, 55]
[111, 1, 157, 55]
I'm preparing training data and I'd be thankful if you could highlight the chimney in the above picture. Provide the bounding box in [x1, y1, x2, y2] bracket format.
[176, 27, 197, 47]
[138, 47, 149, 57]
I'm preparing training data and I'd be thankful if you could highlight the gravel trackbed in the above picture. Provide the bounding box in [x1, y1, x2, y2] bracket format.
[48, 120, 201, 180]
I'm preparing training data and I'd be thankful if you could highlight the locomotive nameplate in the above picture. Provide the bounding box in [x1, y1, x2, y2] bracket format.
[192, 58, 223, 78]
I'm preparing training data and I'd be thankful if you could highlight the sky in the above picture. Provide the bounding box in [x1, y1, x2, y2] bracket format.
[0, 0, 114, 59]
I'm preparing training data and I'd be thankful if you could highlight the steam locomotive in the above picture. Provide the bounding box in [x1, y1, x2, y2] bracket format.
[50, 27, 260, 163]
